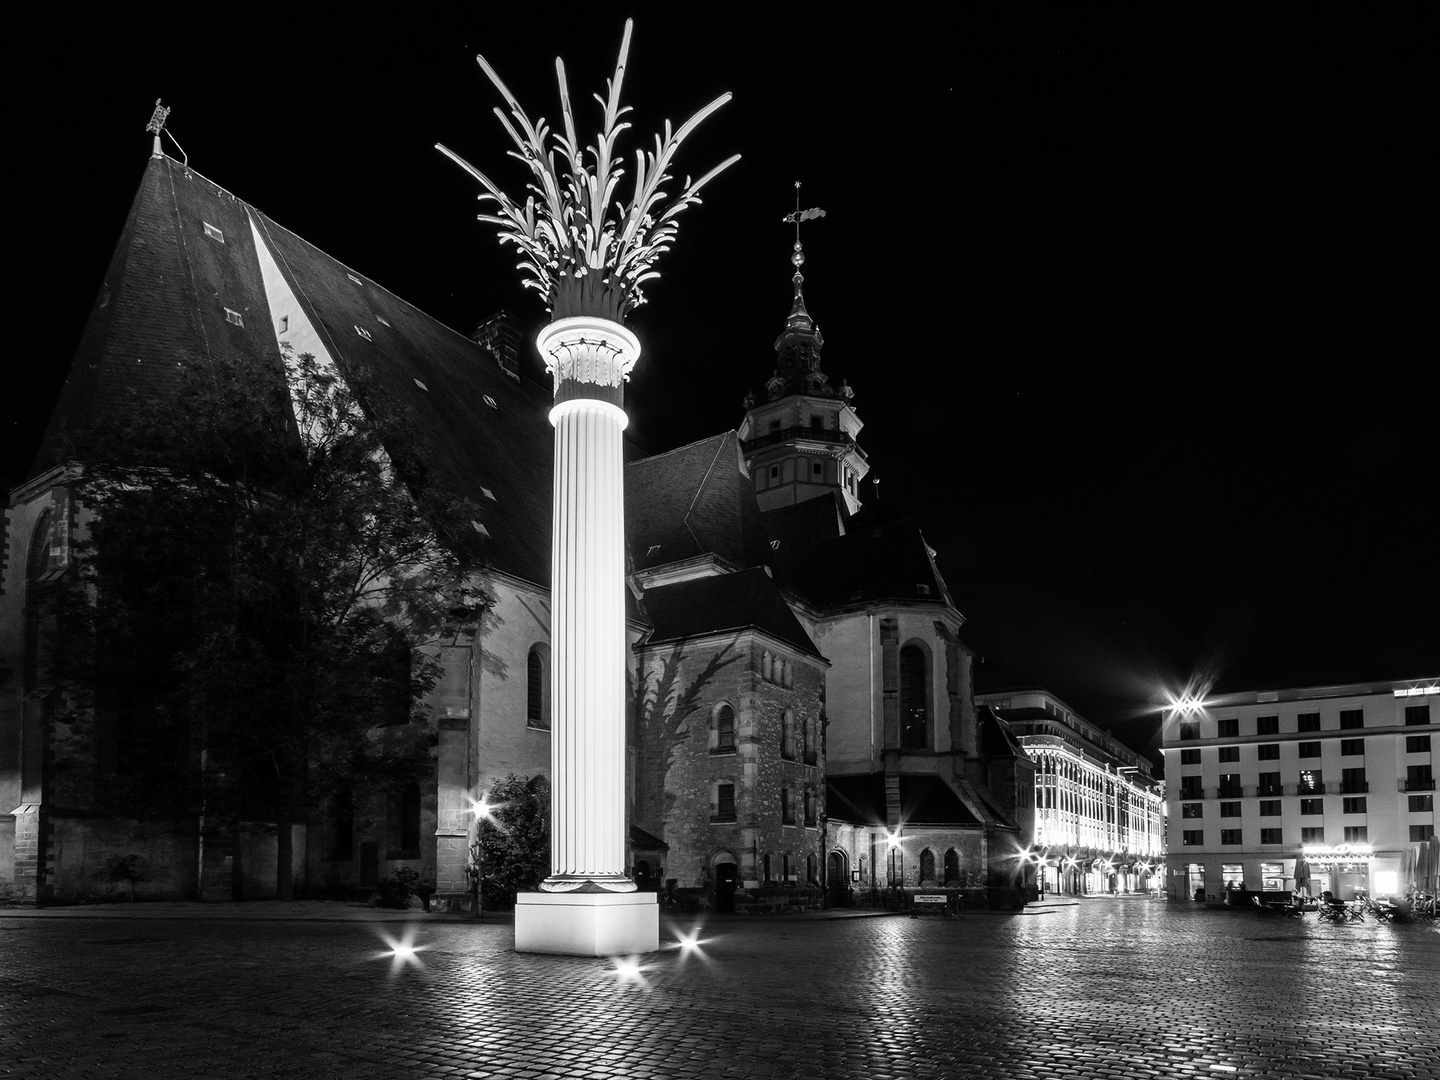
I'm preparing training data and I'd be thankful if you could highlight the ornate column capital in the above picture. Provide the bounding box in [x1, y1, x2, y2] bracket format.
[537, 316, 640, 410]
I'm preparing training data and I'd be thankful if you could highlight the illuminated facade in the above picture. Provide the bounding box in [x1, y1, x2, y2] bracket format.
[1159, 677, 1438, 902]
[978, 687, 1164, 895]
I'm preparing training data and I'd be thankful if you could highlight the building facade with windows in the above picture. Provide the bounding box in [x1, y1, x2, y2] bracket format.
[978, 687, 1165, 895]
[1161, 678, 1438, 902]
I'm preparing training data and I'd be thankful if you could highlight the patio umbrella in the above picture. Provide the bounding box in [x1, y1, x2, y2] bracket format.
[1429, 835, 1440, 894]
[1403, 846, 1418, 896]
[1293, 855, 1311, 898]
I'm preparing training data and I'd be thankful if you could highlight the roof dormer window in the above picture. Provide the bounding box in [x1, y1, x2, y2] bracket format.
[224, 308, 243, 327]
[355, 325, 372, 341]
[203, 222, 224, 242]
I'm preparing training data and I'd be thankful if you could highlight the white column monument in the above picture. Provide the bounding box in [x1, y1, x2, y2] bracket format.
[437, 19, 736, 956]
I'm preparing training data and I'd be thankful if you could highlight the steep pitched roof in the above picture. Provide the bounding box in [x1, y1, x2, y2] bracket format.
[772, 517, 955, 610]
[626, 432, 772, 573]
[35, 155, 557, 588]
[641, 566, 822, 659]
[825, 774, 982, 827]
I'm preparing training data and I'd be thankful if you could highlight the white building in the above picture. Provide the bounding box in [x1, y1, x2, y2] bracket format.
[1160, 677, 1438, 902]
[979, 687, 1165, 895]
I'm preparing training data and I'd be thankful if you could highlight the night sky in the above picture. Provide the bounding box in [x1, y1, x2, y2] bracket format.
[10, 8, 1436, 761]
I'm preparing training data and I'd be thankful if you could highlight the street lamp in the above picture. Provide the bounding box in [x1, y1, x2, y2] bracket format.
[469, 798, 493, 921]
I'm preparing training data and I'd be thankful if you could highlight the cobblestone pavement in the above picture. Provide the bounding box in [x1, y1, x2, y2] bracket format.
[2, 898, 1437, 1079]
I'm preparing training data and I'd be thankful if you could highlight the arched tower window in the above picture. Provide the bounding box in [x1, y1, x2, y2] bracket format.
[526, 644, 551, 729]
[919, 848, 936, 884]
[713, 703, 736, 753]
[782, 709, 796, 759]
[899, 644, 928, 750]
[944, 848, 961, 884]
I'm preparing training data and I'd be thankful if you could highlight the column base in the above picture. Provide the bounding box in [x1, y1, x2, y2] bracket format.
[514, 890, 659, 956]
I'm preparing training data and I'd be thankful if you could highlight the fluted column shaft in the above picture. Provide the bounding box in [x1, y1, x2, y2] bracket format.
[537, 316, 639, 893]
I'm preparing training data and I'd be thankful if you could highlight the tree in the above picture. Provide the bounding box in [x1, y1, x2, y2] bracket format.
[56, 348, 487, 898]
[475, 773, 550, 908]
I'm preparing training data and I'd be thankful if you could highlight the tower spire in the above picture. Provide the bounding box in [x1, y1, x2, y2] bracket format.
[781, 181, 826, 331]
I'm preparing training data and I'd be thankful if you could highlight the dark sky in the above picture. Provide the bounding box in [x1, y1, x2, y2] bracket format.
[10, 7, 1437, 760]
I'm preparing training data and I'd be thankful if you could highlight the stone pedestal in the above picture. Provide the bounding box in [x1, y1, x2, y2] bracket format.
[514, 891, 659, 956]
[513, 315, 657, 955]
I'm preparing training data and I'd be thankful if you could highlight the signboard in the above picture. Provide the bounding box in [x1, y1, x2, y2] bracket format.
[915, 894, 947, 904]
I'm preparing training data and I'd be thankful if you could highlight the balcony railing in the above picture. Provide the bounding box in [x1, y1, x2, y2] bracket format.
[741, 425, 863, 456]
[1404, 778, 1437, 792]
[1339, 781, 1369, 794]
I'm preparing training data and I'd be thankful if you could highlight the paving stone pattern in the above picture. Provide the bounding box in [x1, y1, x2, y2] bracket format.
[1, 899, 1437, 1079]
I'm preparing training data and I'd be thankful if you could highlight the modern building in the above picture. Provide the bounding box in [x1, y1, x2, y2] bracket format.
[1159, 677, 1438, 902]
[1, 147, 1032, 907]
[978, 686, 1165, 895]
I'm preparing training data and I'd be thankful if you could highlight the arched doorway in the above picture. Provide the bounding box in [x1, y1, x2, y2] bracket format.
[711, 851, 738, 913]
[634, 860, 661, 892]
[827, 850, 850, 907]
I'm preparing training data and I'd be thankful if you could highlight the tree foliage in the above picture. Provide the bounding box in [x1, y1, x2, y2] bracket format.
[475, 773, 550, 907]
[57, 349, 488, 832]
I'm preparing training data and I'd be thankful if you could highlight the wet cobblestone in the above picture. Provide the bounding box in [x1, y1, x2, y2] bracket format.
[1, 898, 1436, 1079]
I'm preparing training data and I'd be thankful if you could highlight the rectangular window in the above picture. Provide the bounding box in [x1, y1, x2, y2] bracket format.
[1300, 827, 1325, 844]
[203, 222, 224, 242]
[1340, 739, 1365, 756]
[1258, 743, 1280, 760]
[1218, 774, 1242, 798]
[1342, 797, 1367, 814]
[1218, 746, 1239, 763]
[811, 461, 823, 480]
[1260, 828, 1283, 845]
[1220, 829, 1242, 845]
[1340, 767, 1367, 794]
[1412, 825, 1436, 843]
[781, 787, 794, 825]
[1298, 742, 1321, 759]
[1297, 712, 1321, 733]
[1182, 830, 1204, 846]
[1217, 718, 1239, 738]
[1256, 715, 1279, 735]
[1259, 800, 1281, 817]
[224, 308, 243, 326]
[1407, 735, 1432, 753]
[1405, 704, 1432, 726]
[1179, 776, 1203, 800]
[1258, 771, 1282, 796]
[1342, 826, 1367, 844]
[1179, 721, 1200, 741]
[1220, 802, 1241, 818]
[1339, 709, 1364, 730]
[1182, 802, 1204, 819]
[1180, 748, 1201, 765]
[1300, 798, 1324, 815]
[715, 783, 736, 821]
[1298, 769, 1323, 794]
[1409, 794, 1435, 812]
[1405, 765, 1435, 792]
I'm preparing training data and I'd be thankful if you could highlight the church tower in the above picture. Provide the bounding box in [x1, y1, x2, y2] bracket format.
[738, 193, 868, 515]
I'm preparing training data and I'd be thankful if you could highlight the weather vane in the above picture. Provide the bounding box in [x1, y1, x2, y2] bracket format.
[782, 181, 826, 273]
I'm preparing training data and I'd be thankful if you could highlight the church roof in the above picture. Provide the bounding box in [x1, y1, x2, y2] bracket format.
[825, 774, 982, 827]
[761, 491, 848, 547]
[640, 566, 822, 659]
[772, 518, 955, 610]
[626, 432, 773, 574]
[35, 155, 556, 589]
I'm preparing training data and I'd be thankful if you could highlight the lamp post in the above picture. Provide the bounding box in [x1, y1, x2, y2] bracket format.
[468, 798, 491, 921]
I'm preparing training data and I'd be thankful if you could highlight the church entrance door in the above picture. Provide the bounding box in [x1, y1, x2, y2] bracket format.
[715, 863, 738, 913]
[827, 851, 850, 907]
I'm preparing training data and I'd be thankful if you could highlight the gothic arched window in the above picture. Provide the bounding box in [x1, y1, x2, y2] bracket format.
[713, 703, 736, 753]
[919, 848, 936, 884]
[526, 645, 550, 729]
[782, 709, 796, 759]
[944, 848, 961, 884]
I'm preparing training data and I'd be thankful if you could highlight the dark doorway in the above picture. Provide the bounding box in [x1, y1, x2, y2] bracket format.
[634, 860, 661, 892]
[715, 863, 738, 913]
[359, 842, 379, 888]
[827, 851, 850, 907]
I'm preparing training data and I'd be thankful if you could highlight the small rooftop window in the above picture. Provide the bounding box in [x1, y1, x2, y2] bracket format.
[203, 222, 224, 242]
[224, 308, 243, 327]
[483, 395, 498, 409]
[277, 315, 289, 333]
[916, 584, 931, 596]
[355, 325, 372, 341]
[347, 273, 363, 285]
[471, 520, 490, 538]
[481, 487, 496, 501]
[413, 378, 429, 392]
[376, 315, 391, 327]
[646, 544, 661, 560]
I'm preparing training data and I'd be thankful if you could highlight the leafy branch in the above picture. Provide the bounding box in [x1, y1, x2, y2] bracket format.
[437, 19, 740, 322]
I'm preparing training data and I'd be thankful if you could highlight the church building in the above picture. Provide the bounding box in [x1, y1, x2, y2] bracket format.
[0, 147, 1032, 909]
